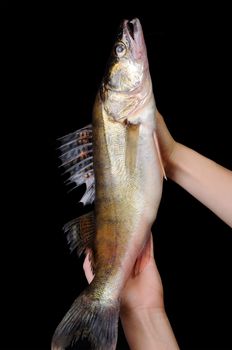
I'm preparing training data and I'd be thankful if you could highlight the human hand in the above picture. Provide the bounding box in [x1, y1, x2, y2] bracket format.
[83, 236, 180, 349]
[120, 234, 164, 316]
[83, 234, 164, 317]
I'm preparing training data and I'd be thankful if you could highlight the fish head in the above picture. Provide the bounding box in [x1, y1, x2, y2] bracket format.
[100, 18, 152, 122]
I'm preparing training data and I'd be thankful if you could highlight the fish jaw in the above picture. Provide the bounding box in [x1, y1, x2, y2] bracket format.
[120, 18, 148, 64]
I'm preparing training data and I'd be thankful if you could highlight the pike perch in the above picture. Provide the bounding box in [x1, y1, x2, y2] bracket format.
[52, 18, 164, 350]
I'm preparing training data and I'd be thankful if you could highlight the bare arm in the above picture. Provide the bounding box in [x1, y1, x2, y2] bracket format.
[168, 143, 232, 227]
[156, 111, 232, 228]
[121, 308, 179, 350]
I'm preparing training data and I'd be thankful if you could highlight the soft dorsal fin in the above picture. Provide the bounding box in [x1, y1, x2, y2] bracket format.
[58, 124, 95, 205]
[63, 211, 95, 258]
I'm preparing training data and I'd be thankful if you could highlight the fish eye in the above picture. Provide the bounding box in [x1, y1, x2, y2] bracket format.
[115, 42, 126, 57]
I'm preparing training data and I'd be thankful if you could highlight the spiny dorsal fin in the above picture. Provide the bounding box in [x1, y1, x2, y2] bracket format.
[58, 124, 95, 205]
[63, 211, 95, 258]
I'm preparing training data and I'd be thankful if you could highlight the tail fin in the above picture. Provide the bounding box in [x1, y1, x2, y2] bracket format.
[51, 288, 120, 350]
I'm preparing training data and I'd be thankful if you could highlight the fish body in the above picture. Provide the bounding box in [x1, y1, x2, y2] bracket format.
[52, 18, 163, 350]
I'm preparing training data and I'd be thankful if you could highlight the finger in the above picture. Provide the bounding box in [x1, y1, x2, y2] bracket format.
[134, 233, 153, 276]
[150, 233, 154, 258]
[83, 250, 94, 284]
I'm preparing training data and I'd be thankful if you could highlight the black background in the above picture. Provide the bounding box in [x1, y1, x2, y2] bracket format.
[0, 0, 8, 8]
[4, 11, 232, 350]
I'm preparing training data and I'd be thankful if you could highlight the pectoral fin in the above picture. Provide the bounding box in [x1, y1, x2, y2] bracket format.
[153, 131, 167, 180]
[125, 123, 139, 173]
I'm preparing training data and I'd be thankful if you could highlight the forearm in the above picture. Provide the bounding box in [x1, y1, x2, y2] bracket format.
[168, 143, 232, 228]
[121, 309, 179, 350]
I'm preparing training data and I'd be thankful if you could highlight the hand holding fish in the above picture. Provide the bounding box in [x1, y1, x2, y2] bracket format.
[83, 235, 164, 312]
[83, 235, 180, 350]
[156, 111, 232, 228]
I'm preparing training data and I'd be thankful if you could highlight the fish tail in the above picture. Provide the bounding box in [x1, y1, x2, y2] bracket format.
[51, 287, 120, 350]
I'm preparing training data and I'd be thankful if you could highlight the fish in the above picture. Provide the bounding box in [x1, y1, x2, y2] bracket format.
[52, 18, 164, 350]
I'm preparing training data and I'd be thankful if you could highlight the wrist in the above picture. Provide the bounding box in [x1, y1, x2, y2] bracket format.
[120, 307, 179, 350]
[120, 307, 168, 337]
[120, 305, 166, 322]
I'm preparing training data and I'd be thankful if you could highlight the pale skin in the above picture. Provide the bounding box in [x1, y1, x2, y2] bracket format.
[84, 111, 232, 349]
[155, 111, 232, 228]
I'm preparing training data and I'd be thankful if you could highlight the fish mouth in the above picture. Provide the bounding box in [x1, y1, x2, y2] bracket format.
[124, 18, 140, 41]
[120, 18, 146, 61]
[126, 20, 135, 40]
[117, 18, 140, 42]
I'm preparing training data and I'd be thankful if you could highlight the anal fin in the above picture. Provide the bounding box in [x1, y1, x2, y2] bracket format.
[64, 211, 95, 263]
